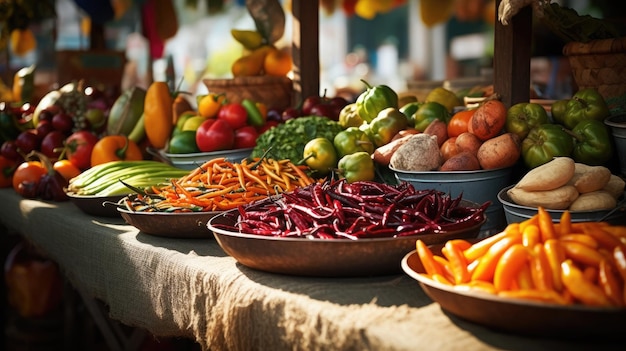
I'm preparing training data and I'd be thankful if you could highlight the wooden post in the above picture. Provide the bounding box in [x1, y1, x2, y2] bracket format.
[493, 0, 532, 108]
[291, 0, 320, 105]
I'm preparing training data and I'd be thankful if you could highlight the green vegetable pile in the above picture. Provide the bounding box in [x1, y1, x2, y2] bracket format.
[251, 116, 344, 163]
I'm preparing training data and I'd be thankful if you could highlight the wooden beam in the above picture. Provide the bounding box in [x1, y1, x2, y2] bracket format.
[291, 0, 320, 105]
[493, 0, 533, 108]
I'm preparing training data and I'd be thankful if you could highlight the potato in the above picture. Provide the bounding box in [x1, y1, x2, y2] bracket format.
[440, 151, 481, 171]
[569, 190, 616, 211]
[515, 157, 575, 191]
[390, 134, 442, 171]
[568, 163, 611, 193]
[455, 132, 482, 156]
[467, 100, 507, 141]
[423, 119, 448, 147]
[603, 174, 626, 199]
[372, 134, 413, 166]
[440, 137, 460, 162]
[476, 132, 520, 170]
[507, 185, 579, 210]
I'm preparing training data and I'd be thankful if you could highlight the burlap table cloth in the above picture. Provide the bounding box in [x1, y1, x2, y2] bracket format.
[0, 189, 619, 350]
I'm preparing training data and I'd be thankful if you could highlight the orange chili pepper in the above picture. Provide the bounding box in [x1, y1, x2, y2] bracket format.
[416, 240, 444, 277]
[493, 243, 530, 292]
[561, 259, 613, 307]
[521, 224, 540, 248]
[599, 259, 624, 306]
[537, 206, 556, 241]
[544, 239, 565, 292]
[471, 234, 523, 282]
[442, 240, 470, 284]
[562, 241, 605, 267]
[529, 243, 553, 291]
[559, 233, 598, 249]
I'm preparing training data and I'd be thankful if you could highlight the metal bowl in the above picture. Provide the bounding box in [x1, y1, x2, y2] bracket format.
[390, 166, 513, 235]
[497, 185, 626, 225]
[118, 207, 220, 238]
[207, 206, 486, 277]
[605, 114, 626, 176]
[159, 148, 253, 170]
[67, 193, 126, 217]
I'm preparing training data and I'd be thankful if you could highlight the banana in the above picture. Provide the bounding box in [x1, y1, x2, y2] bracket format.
[107, 86, 146, 136]
[127, 113, 146, 144]
[231, 29, 264, 50]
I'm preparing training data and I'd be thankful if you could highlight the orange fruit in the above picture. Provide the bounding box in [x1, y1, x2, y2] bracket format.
[10, 29, 37, 56]
[231, 46, 272, 77]
[264, 47, 293, 76]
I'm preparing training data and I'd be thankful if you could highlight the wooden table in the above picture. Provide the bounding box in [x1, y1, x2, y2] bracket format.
[0, 189, 623, 350]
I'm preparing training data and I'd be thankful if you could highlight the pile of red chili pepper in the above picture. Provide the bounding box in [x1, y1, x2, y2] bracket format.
[215, 180, 489, 239]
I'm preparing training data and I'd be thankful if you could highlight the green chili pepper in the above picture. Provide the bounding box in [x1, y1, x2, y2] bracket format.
[355, 79, 398, 123]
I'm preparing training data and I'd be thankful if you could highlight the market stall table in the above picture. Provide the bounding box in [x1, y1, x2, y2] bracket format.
[0, 189, 623, 350]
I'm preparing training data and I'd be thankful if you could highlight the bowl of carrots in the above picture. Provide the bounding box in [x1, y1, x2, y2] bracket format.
[116, 156, 318, 237]
[160, 148, 253, 170]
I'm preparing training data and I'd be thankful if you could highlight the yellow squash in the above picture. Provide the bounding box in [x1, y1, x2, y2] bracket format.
[143, 81, 173, 149]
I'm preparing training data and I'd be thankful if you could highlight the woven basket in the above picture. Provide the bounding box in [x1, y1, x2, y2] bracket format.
[563, 36, 626, 114]
[203, 76, 293, 110]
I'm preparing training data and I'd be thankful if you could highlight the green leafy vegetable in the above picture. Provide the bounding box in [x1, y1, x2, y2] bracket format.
[251, 116, 345, 163]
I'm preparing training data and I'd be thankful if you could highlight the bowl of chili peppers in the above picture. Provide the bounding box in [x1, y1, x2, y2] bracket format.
[207, 179, 488, 277]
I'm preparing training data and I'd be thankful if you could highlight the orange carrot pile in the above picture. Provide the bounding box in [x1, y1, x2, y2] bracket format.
[122, 157, 317, 212]
[416, 207, 626, 307]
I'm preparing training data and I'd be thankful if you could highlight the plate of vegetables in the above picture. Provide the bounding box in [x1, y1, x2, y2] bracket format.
[402, 209, 626, 339]
[207, 180, 488, 277]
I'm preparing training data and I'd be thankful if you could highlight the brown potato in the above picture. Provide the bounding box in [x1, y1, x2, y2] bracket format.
[507, 185, 579, 210]
[568, 163, 611, 193]
[568, 190, 616, 211]
[372, 134, 414, 166]
[423, 119, 448, 147]
[440, 137, 460, 162]
[603, 174, 626, 199]
[515, 157, 575, 191]
[440, 151, 481, 171]
[476, 132, 521, 170]
[455, 132, 482, 155]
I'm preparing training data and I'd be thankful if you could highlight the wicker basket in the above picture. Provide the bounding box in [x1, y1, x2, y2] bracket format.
[563, 36, 626, 114]
[203, 76, 293, 110]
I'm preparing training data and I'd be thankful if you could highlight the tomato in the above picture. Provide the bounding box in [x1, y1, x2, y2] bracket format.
[217, 103, 248, 130]
[90, 135, 143, 167]
[234, 125, 259, 149]
[53, 159, 81, 181]
[447, 109, 475, 137]
[0, 155, 17, 188]
[64, 130, 99, 171]
[12, 160, 47, 198]
[195, 118, 235, 152]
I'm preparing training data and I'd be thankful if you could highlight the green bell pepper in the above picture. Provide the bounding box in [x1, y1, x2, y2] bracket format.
[411, 101, 450, 132]
[337, 151, 375, 183]
[570, 119, 613, 166]
[302, 137, 338, 176]
[333, 127, 374, 158]
[505, 102, 550, 140]
[367, 107, 409, 148]
[338, 103, 364, 128]
[399, 101, 422, 127]
[168, 130, 200, 154]
[355, 79, 398, 123]
[560, 88, 610, 129]
[521, 123, 574, 169]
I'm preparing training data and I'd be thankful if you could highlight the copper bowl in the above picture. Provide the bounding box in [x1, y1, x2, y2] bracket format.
[207, 205, 486, 277]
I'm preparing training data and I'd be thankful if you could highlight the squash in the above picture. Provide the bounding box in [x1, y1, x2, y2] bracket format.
[143, 81, 173, 149]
